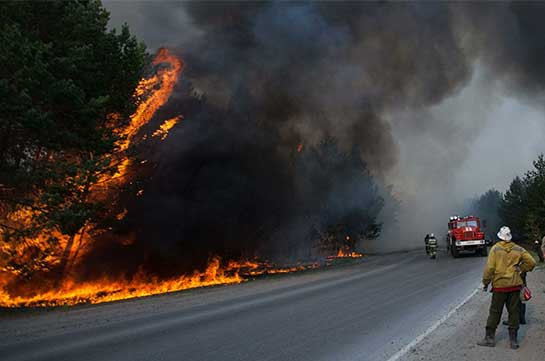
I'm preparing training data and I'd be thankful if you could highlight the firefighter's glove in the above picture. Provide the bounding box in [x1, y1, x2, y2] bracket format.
[482, 284, 488, 292]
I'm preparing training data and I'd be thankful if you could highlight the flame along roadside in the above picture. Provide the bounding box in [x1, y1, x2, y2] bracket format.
[0, 49, 363, 308]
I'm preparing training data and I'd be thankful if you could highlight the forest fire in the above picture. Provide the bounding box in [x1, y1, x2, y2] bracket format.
[0, 48, 347, 309]
[0, 257, 241, 307]
[0, 48, 190, 308]
[0, 257, 324, 307]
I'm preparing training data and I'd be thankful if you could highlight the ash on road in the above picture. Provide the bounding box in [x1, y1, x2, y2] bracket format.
[0, 251, 484, 361]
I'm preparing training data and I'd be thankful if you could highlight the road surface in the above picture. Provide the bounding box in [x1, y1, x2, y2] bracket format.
[0, 251, 485, 361]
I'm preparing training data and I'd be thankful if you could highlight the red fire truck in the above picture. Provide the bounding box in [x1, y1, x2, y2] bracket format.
[446, 215, 488, 258]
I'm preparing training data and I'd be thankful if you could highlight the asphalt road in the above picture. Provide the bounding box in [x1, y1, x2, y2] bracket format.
[0, 251, 485, 361]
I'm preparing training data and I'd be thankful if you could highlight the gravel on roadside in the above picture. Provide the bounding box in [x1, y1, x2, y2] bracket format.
[399, 265, 545, 361]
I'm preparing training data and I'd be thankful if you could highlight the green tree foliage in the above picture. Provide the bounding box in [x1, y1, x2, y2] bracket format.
[296, 138, 383, 255]
[469, 155, 545, 244]
[490, 154, 545, 243]
[467, 189, 503, 239]
[0, 1, 147, 276]
[499, 176, 528, 240]
[520, 155, 545, 241]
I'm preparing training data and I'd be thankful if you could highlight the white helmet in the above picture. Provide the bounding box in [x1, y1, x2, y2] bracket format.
[430, 233, 434, 237]
[497, 226, 512, 242]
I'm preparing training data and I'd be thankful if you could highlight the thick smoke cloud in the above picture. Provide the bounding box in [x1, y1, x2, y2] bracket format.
[453, 2, 545, 96]
[109, 1, 475, 176]
[100, 1, 545, 263]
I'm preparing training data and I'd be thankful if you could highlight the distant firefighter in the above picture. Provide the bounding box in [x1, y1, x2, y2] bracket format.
[424, 233, 437, 259]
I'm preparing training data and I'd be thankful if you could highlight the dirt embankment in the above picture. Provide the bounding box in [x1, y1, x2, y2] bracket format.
[399, 265, 545, 361]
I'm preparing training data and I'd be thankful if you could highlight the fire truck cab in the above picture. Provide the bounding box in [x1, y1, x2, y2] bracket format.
[446, 215, 488, 258]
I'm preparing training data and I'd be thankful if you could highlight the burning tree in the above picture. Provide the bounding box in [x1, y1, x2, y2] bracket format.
[0, 2, 257, 308]
[0, 1, 147, 282]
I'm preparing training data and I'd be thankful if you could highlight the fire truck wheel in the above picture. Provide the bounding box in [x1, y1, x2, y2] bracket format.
[451, 245, 459, 258]
[479, 247, 488, 257]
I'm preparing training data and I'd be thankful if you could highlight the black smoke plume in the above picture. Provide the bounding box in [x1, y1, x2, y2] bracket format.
[87, 1, 545, 275]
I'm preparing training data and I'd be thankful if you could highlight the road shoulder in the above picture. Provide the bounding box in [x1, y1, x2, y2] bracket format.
[399, 266, 545, 361]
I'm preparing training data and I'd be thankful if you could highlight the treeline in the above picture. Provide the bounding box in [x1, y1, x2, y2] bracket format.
[469, 154, 545, 243]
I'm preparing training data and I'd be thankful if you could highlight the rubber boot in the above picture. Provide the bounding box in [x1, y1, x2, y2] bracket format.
[477, 328, 495, 347]
[509, 328, 519, 349]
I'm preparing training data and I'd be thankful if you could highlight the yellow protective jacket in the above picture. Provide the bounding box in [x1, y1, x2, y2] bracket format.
[482, 241, 536, 289]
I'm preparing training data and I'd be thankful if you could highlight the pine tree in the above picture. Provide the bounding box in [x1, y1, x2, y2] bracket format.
[499, 177, 528, 241]
[522, 155, 545, 241]
[0, 1, 147, 279]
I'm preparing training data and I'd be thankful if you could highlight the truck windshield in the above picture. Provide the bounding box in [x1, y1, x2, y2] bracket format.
[457, 221, 478, 228]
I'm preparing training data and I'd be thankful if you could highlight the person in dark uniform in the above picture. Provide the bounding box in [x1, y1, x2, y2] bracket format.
[542, 236, 545, 260]
[424, 233, 435, 255]
[534, 238, 544, 263]
[424, 234, 430, 255]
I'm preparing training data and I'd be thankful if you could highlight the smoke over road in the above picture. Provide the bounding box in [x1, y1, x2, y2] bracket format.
[104, 1, 545, 254]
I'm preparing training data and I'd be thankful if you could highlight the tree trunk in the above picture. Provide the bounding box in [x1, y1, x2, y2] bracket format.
[66, 226, 86, 274]
[54, 233, 76, 289]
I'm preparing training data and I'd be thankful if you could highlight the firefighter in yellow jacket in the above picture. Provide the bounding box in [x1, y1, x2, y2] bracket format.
[477, 226, 536, 349]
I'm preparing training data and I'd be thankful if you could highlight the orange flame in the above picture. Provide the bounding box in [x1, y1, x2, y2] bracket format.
[0, 257, 242, 307]
[325, 246, 364, 259]
[334, 249, 363, 258]
[118, 48, 183, 152]
[152, 116, 182, 140]
[0, 257, 323, 307]
[104, 48, 183, 182]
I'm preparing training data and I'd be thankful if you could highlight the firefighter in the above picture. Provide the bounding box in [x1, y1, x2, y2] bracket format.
[427, 234, 438, 259]
[424, 234, 430, 255]
[477, 226, 536, 349]
[424, 233, 435, 255]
